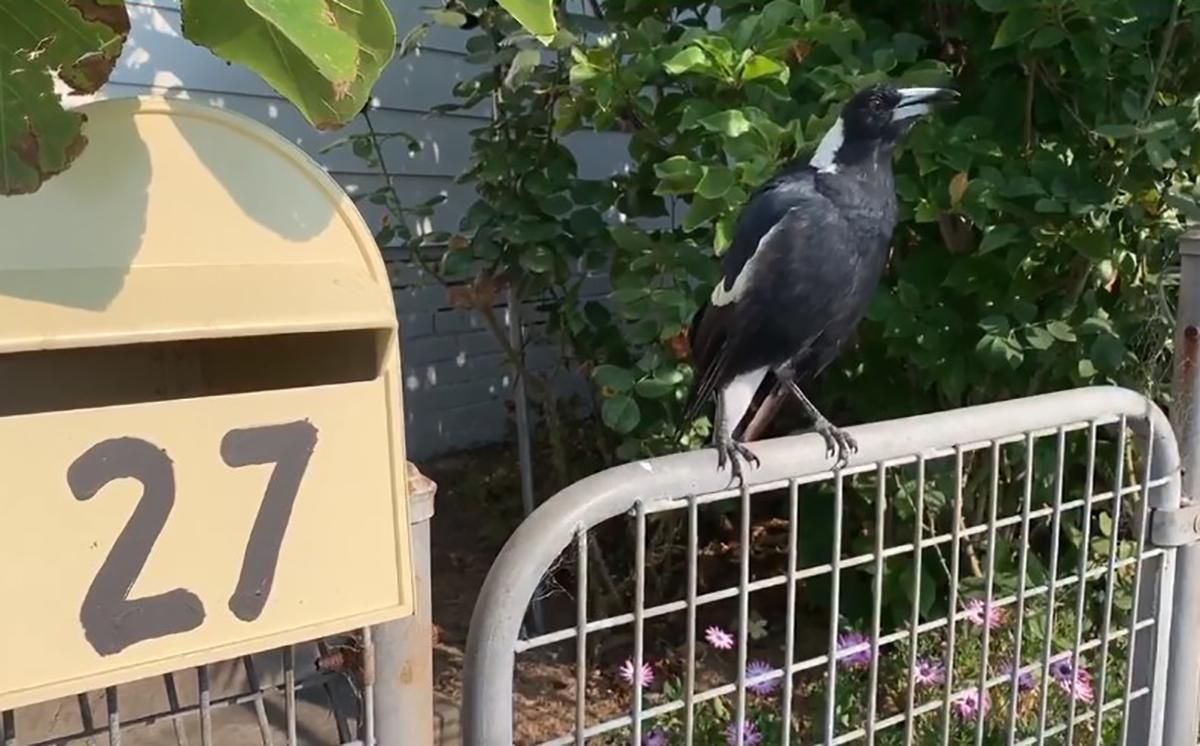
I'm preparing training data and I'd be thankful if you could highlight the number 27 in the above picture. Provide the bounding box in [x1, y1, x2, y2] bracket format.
[66, 420, 318, 657]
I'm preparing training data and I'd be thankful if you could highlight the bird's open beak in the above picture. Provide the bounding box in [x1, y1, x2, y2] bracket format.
[893, 87, 959, 121]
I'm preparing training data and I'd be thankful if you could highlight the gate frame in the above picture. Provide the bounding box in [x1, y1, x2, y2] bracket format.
[462, 385, 1190, 745]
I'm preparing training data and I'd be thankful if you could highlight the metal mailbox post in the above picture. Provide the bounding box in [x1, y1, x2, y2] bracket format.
[0, 97, 421, 741]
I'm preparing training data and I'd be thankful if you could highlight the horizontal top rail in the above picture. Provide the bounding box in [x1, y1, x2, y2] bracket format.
[462, 385, 1179, 745]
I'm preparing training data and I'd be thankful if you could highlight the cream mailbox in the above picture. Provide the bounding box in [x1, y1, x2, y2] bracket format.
[0, 97, 414, 710]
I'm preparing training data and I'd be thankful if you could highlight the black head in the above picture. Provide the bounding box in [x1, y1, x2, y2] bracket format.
[811, 83, 958, 171]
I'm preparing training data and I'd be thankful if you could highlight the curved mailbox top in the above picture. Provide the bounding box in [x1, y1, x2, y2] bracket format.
[0, 95, 395, 353]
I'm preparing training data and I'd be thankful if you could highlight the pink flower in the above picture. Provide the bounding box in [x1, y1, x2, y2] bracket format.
[1050, 658, 1094, 704]
[745, 660, 779, 695]
[642, 727, 668, 746]
[912, 657, 946, 687]
[619, 658, 654, 688]
[724, 718, 762, 745]
[954, 688, 991, 720]
[964, 598, 1005, 629]
[836, 631, 872, 669]
[705, 625, 735, 650]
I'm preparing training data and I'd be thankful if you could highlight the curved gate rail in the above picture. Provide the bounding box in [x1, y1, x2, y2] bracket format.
[463, 386, 1198, 746]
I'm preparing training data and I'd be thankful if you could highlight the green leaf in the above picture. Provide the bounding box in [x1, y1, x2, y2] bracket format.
[696, 166, 736, 199]
[664, 46, 708, 75]
[0, 0, 129, 194]
[1078, 359, 1098, 378]
[1029, 26, 1065, 48]
[602, 395, 641, 434]
[1035, 198, 1064, 213]
[698, 110, 752, 137]
[979, 224, 1020, 253]
[977, 333, 1024, 369]
[1094, 124, 1138, 139]
[428, 9, 467, 26]
[1166, 193, 1200, 222]
[992, 9, 1039, 48]
[799, 0, 824, 19]
[181, 0, 396, 129]
[496, 0, 557, 39]
[740, 54, 786, 82]
[0, 48, 89, 195]
[519, 245, 555, 273]
[682, 195, 725, 230]
[654, 155, 704, 195]
[1025, 326, 1055, 350]
[1046, 321, 1077, 342]
[635, 377, 677, 398]
[594, 365, 636, 391]
[505, 47, 542, 88]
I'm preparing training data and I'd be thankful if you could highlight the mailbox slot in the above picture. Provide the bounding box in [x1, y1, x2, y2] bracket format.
[0, 327, 392, 417]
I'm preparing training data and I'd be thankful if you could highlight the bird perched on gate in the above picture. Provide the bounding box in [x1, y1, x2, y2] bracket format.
[677, 83, 958, 484]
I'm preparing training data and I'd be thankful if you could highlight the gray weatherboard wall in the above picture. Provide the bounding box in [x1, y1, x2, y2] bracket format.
[64, 1, 631, 459]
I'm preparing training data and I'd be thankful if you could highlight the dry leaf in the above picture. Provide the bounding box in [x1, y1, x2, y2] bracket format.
[949, 172, 969, 207]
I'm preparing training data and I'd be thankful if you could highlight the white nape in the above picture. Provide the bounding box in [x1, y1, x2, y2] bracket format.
[809, 117, 845, 174]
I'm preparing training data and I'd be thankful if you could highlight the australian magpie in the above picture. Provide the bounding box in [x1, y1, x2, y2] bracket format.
[678, 83, 958, 483]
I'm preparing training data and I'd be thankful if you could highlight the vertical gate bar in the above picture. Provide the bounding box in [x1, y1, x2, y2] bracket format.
[685, 494, 698, 746]
[78, 692, 97, 742]
[940, 446, 965, 746]
[3, 709, 14, 746]
[1066, 421, 1100, 746]
[734, 483, 750, 746]
[631, 500, 646, 744]
[1093, 417, 1129, 742]
[865, 463, 886, 746]
[105, 687, 119, 746]
[902, 456, 926, 746]
[1006, 432, 1036, 744]
[823, 469, 845, 745]
[782, 479, 799, 746]
[240, 657, 274, 746]
[198, 666, 212, 746]
[314, 641, 352, 743]
[574, 528, 588, 746]
[162, 673, 191, 746]
[284, 646, 297, 746]
[1119, 419, 1155, 745]
[1037, 428, 1068, 742]
[362, 627, 376, 746]
[975, 441, 1001, 746]
[1163, 227, 1200, 746]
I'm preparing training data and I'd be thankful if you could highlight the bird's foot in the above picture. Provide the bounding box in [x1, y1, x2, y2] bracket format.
[717, 438, 761, 488]
[814, 417, 857, 469]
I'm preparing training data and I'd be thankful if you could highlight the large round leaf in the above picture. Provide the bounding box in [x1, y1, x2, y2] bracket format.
[181, 0, 396, 130]
[0, 48, 88, 195]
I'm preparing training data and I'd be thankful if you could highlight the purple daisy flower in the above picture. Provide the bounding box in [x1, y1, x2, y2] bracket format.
[912, 657, 946, 687]
[705, 625, 735, 650]
[1050, 658, 1095, 704]
[836, 631, 872, 669]
[619, 658, 654, 688]
[953, 688, 991, 720]
[1006, 659, 1036, 692]
[642, 727, 668, 746]
[744, 659, 779, 695]
[964, 598, 1005, 629]
[724, 718, 763, 746]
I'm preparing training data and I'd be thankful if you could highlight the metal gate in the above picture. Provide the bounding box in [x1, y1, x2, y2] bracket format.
[462, 386, 1200, 745]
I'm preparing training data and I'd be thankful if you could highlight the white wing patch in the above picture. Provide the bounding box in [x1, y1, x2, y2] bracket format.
[809, 117, 845, 174]
[710, 208, 799, 307]
[720, 366, 769, 436]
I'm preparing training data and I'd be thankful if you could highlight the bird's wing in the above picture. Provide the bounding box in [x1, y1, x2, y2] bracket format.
[679, 173, 846, 434]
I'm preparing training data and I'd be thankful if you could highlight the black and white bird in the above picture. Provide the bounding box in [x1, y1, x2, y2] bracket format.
[678, 83, 958, 483]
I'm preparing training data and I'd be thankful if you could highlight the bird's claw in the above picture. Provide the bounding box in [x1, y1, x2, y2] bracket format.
[815, 419, 857, 469]
[717, 440, 761, 488]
